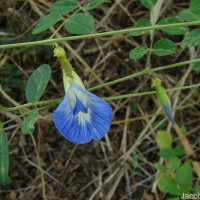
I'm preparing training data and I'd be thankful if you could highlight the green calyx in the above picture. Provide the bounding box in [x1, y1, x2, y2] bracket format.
[151, 76, 170, 106]
[152, 77, 161, 88]
[54, 46, 73, 78]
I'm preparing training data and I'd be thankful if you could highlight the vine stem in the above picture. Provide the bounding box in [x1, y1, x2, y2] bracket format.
[0, 98, 61, 112]
[1, 58, 200, 112]
[1, 82, 200, 112]
[89, 58, 200, 91]
[1, 20, 200, 49]
[2, 103, 57, 126]
[112, 100, 200, 124]
[104, 83, 200, 101]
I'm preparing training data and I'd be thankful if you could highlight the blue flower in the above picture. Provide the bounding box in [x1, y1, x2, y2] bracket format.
[52, 46, 112, 144]
[52, 71, 112, 144]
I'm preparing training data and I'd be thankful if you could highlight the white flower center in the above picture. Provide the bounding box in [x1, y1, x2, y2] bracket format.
[76, 109, 92, 125]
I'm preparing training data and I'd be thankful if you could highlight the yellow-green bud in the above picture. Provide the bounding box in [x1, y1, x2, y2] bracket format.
[54, 46, 73, 78]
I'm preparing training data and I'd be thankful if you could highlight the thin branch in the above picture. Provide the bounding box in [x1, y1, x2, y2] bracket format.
[1, 20, 200, 49]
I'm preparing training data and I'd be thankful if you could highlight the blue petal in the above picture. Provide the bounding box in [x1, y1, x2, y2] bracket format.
[73, 97, 87, 115]
[52, 83, 112, 144]
[73, 83, 112, 139]
[52, 94, 91, 144]
[162, 104, 175, 124]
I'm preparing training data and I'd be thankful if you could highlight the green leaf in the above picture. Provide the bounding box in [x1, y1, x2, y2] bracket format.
[26, 64, 51, 103]
[159, 148, 174, 159]
[0, 123, 11, 185]
[50, 0, 78, 15]
[167, 198, 179, 200]
[189, 0, 200, 15]
[153, 39, 177, 56]
[65, 13, 95, 34]
[175, 161, 193, 188]
[169, 156, 180, 171]
[178, 9, 200, 22]
[32, 13, 62, 34]
[181, 29, 200, 47]
[156, 131, 172, 149]
[173, 145, 185, 156]
[21, 111, 39, 135]
[83, 0, 111, 10]
[130, 19, 152, 36]
[140, 0, 157, 10]
[192, 54, 200, 72]
[158, 17, 188, 35]
[129, 46, 148, 60]
[158, 173, 181, 195]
